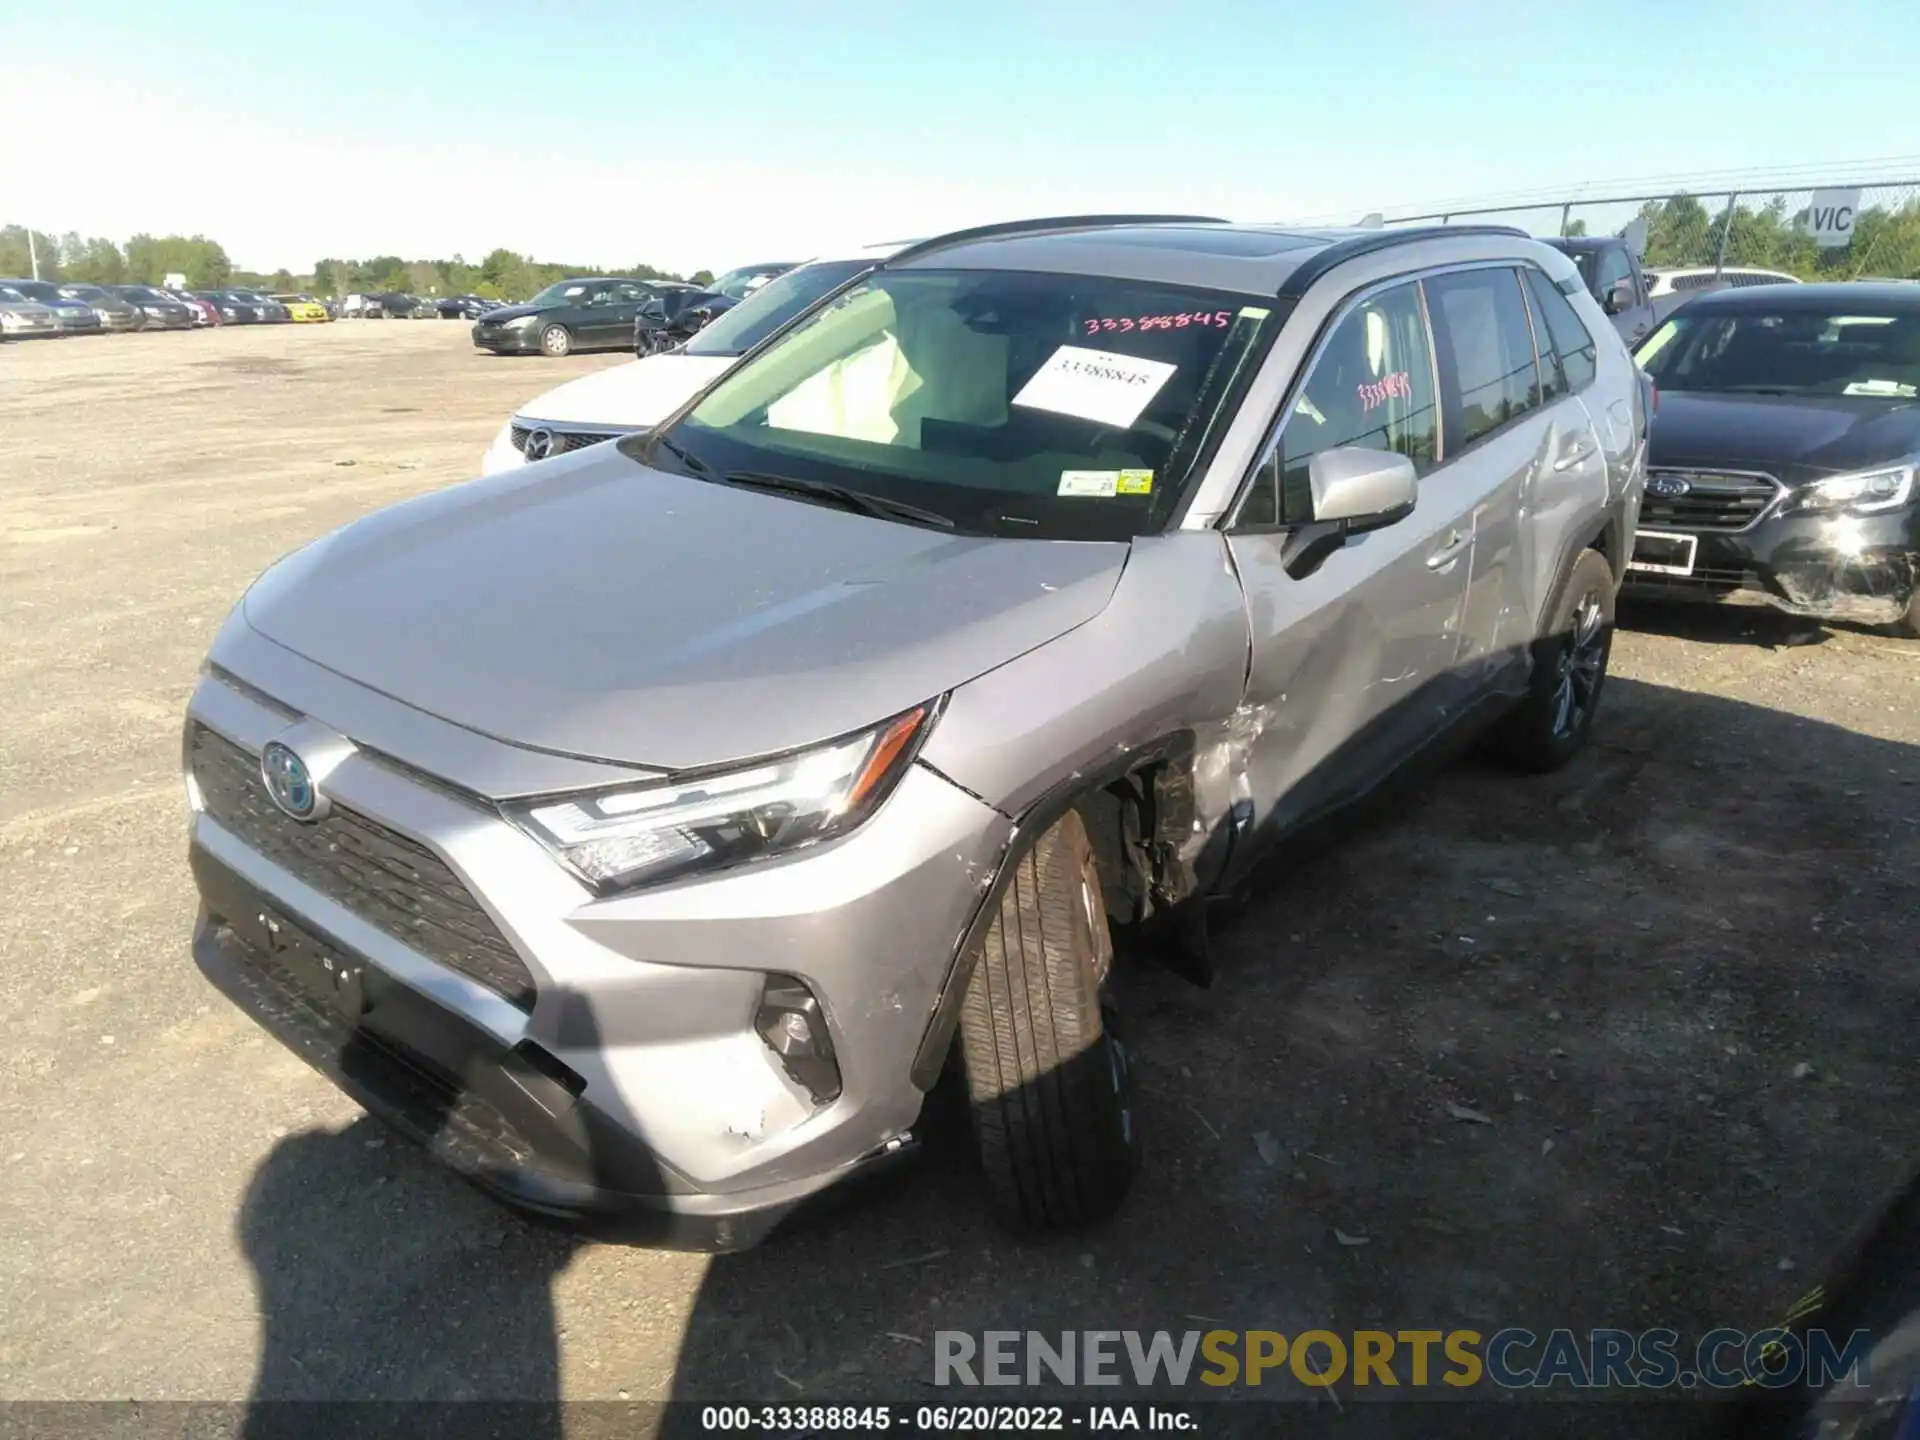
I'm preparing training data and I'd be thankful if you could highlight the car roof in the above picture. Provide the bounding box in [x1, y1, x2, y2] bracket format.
[888, 220, 1533, 296]
[1678, 281, 1920, 310]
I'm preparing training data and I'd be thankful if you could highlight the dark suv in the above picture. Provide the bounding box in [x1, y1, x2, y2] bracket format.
[1628, 282, 1920, 635]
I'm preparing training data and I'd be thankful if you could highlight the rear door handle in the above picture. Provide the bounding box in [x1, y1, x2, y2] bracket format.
[1426, 531, 1468, 569]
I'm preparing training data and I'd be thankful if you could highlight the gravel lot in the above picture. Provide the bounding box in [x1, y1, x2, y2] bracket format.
[2, 322, 1916, 1432]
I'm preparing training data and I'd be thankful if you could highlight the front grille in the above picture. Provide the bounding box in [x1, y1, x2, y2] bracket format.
[1642, 470, 1782, 532]
[509, 426, 621, 455]
[189, 723, 537, 1012]
[1625, 565, 1760, 592]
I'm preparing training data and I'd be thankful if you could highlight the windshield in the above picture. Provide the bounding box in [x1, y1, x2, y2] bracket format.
[684, 259, 872, 357]
[712, 265, 789, 300]
[527, 280, 594, 307]
[1637, 304, 1920, 398]
[10, 280, 60, 301]
[0, 285, 30, 303]
[651, 268, 1281, 541]
[59, 285, 106, 300]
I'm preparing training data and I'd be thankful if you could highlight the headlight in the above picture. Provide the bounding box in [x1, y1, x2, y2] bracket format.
[507, 703, 937, 893]
[0, 313, 21, 329]
[506, 313, 542, 328]
[1781, 464, 1915, 517]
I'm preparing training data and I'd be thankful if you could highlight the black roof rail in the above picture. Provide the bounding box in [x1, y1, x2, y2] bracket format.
[1275, 224, 1534, 302]
[884, 213, 1229, 267]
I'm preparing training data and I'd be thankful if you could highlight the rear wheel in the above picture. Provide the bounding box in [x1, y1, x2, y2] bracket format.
[539, 324, 572, 357]
[1492, 547, 1617, 773]
[957, 810, 1136, 1233]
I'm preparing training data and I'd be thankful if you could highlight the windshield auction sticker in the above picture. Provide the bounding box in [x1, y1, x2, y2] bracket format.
[1058, 469, 1154, 498]
[1014, 345, 1177, 429]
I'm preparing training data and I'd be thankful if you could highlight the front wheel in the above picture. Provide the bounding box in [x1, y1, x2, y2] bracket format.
[1491, 547, 1617, 772]
[539, 323, 572, 357]
[956, 809, 1137, 1233]
[1885, 583, 1920, 640]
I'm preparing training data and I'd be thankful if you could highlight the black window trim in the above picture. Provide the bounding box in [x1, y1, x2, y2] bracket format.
[1516, 264, 1565, 406]
[1520, 261, 1600, 399]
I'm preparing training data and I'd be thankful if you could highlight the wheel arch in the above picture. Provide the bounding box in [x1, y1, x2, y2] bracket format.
[909, 732, 1204, 1091]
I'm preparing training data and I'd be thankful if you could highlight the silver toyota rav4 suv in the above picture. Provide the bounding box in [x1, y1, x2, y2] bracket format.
[184, 216, 1646, 1248]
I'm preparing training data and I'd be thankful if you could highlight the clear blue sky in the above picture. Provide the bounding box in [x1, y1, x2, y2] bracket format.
[6, 0, 1918, 274]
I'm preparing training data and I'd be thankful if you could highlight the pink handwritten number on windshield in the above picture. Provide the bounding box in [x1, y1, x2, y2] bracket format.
[1358, 371, 1413, 412]
[1083, 310, 1235, 336]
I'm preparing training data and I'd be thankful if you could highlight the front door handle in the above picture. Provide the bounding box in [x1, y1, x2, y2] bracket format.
[1426, 531, 1468, 569]
[1553, 439, 1599, 472]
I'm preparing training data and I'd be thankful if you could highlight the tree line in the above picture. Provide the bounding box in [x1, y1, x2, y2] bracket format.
[1564, 191, 1920, 278]
[0, 225, 711, 299]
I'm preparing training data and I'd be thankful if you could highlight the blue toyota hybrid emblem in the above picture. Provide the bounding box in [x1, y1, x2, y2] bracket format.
[260, 741, 319, 821]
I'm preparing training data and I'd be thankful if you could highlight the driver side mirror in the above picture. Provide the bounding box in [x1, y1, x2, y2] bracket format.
[1309, 447, 1418, 530]
[1605, 277, 1636, 314]
[1283, 448, 1418, 580]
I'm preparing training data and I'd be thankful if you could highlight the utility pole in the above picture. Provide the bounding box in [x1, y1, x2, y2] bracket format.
[28, 228, 40, 280]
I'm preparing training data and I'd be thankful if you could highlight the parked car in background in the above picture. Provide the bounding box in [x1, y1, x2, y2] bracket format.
[190, 217, 1644, 1242]
[436, 294, 495, 319]
[0, 278, 104, 333]
[226, 289, 292, 322]
[709, 262, 797, 300]
[0, 282, 63, 338]
[271, 293, 332, 322]
[1540, 236, 1664, 345]
[55, 281, 145, 331]
[483, 243, 905, 473]
[1628, 282, 1920, 636]
[471, 276, 674, 356]
[1644, 265, 1800, 298]
[164, 290, 220, 326]
[340, 293, 386, 318]
[190, 291, 255, 324]
[108, 285, 196, 329]
[631, 286, 734, 355]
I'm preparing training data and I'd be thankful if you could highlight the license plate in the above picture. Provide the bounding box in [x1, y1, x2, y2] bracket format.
[1629, 529, 1698, 576]
[250, 906, 369, 1019]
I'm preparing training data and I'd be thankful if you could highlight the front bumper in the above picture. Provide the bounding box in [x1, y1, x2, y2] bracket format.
[472, 325, 539, 353]
[183, 646, 1014, 1245]
[1, 319, 61, 338]
[54, 314, 103, 333]
[1623, 506, 1919, 624]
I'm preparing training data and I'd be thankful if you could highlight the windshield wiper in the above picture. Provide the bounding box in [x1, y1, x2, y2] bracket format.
[651, 433, 711, 475]
[723, 471, 955, 530]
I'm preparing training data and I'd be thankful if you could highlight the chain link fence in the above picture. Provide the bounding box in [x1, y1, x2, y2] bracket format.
[1379, 181, 1920, 281]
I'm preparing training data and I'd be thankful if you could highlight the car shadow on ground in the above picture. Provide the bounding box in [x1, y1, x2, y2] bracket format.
[233, 677, 1919, 1440]
[1616, 597, 1835, 649]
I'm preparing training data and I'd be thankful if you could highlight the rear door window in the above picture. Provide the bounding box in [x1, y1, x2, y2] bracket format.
[1425, 268, 1542, 447]
[1523, 268, 1600, 393]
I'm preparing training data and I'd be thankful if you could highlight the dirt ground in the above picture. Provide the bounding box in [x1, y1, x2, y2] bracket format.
[2, 322, 1916, 1432]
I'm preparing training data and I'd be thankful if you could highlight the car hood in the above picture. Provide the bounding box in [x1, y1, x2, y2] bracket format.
[512, 354, 736, 429]
[0, 301, 56, 319]
[239, 447, 1129, 773]
[1650, 391, 1920, 479]
[476, 302, 553, 324]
